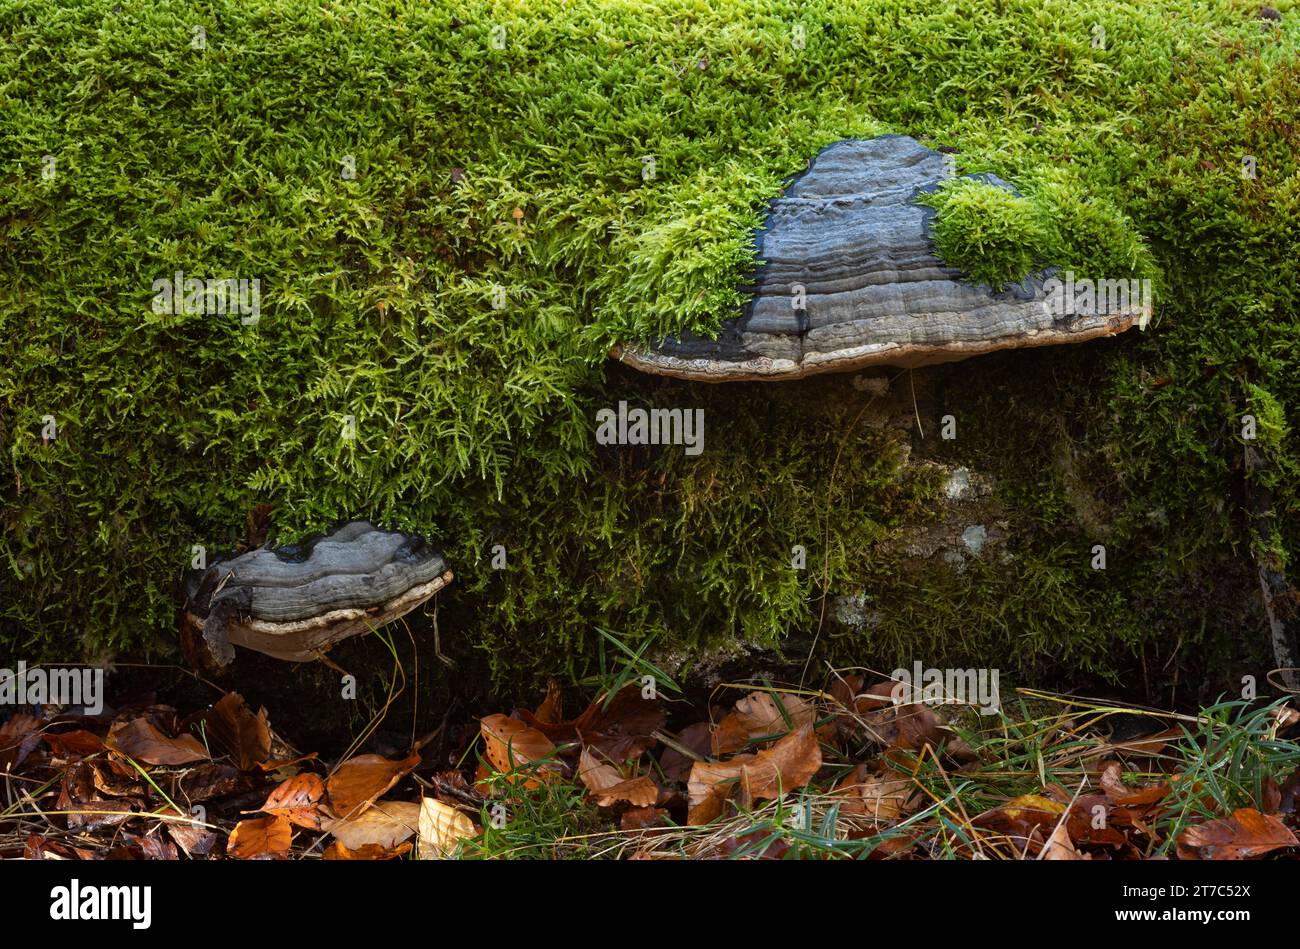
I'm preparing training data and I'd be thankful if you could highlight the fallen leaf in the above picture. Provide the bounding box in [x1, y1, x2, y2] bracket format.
[259, 752, 319, 773]
[263, 772, 326, 830]
[729, 690, 815, 739]
[1100, 762, 1169, 806]
[710, 714, 751, 756]
[1041, 822, 1083, 860]
[1262, 777, 1282, 815]
[1279, 769, 1300, 815]
[717, 830, 790, 860]
[107, 717, 207, 766]
[972, 794, 1067, 854]
[418, 797, 476, 859]
[57, 762, 136, 831]
[621, 807, 669, 831]
[533, 680, 564, 724]
[323, 799, 420, 851]
[327, 751, 420, 818]
[659, 722, 712, 783]
[159, 808, 218, 859]
[862, 701, 946, 751]
[228, 814, 291, 858]
[1110, 727, 1182, 758]
[1063, 794, 1133, 849]
[0, 714, 43, 772]
[323, 840, 412, 860]
[125, 830, 178, 861]
[85, 759, 144, 797]
[1176, 808, 1298, 860]
[175, 763, 251, 803]
[577, 746, 658, 807]
[709, 690, 817, 755]
[206, 693, 271, 771]
[43, 729, 104, 758]
[687, 724, 821, 825]
[517, 684, 665, 761]
[834, 765, 916, 822]
[480, 714, 559, 786]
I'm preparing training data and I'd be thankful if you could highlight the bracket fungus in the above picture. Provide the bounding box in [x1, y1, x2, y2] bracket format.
[612, 135, 1143, 382]
[181, 521, 452, 671]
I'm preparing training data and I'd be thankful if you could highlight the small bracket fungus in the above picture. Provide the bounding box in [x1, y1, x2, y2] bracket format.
[181, 521, 452, 671]
[612, 135, 1142, 381]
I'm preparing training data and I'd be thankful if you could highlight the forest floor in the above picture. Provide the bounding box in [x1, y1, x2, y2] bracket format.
[3, 652, 1299, 860]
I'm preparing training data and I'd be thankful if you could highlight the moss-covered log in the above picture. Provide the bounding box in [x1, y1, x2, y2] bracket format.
[2, 0, 1298, 703]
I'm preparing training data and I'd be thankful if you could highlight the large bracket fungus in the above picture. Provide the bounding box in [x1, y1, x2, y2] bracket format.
[612, 135, 1142, 382]
[181, 521, 452, 671]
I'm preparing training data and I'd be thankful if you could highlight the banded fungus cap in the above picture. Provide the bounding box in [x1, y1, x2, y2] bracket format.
[181, 520, 452, 670]
[611, 135, 1142, 382]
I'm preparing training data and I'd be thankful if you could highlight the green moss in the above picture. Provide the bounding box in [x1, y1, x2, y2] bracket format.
[919, 178, 1053, 291]
[1, 0, 1297, 699]
[919, 170, 1159, 291]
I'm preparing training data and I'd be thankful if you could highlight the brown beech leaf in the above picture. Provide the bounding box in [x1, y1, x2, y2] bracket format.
[858, 680, 904, 710]
[1176, 808, 1298, 860]
[710, 715, 751, 756]
[1041, 822, 1084, 860]
[822, 674, 865, 741]
[418, 797, 477, 859]
[533, 680, 564, 724]
[125, 830, 178, 861]
[57, 762, 135, 832]
[159, 807, 218, 859]
[516, 684, 665, 761]
[1063, 794, 1132, 849]
[621, 807, 669, 831]
[228, 813, 292, 859]
[1110, 727, 1183, 759]
[829, 674, 865, 710]
[88, 759, 144, 797]
[862, 700, 945, 751]
[175, 763, 251, 803]
[973, 794, 1067, 851]
[43, 729, 104, 758]
[686, 724, 821, 825]
[206, 693, 271, 771]
[716, 830, 791, 860]
[263, 772, 326, 830]
[323, 840, 412, 860]
[729, 690, 815, 739]
[1100, 761, 1169, 806]
[577, 746, 659, 807]
[0, 714, 43, 773]
[480, 714, 559, 786]
[660, 722, 713, 783]
[323, 799, 421, 851]
[833, 764, 916, 823]
[259, 752, 319, 773]
[61, 782, 135, 833]
[579, 686, 667, 760]
[1262, 777, 1282, 815]
[710, 690, 816, 757]
[107, 717, 207, 766]
[326, 751, 420, 818]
